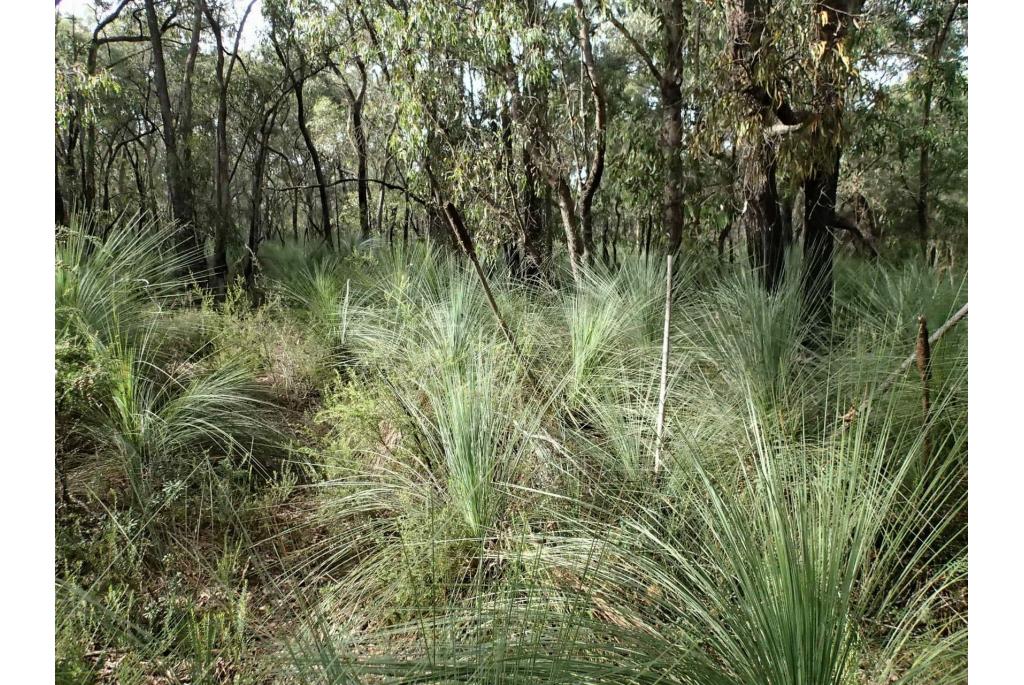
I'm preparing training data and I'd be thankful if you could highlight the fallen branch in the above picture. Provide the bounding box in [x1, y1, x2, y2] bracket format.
[833, 214, 880, 258]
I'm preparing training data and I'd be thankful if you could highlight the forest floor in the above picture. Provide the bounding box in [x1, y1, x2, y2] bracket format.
[56, 228, 968, 684]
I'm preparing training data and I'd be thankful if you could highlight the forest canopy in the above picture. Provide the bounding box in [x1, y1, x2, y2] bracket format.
[56, 0, 966, 292]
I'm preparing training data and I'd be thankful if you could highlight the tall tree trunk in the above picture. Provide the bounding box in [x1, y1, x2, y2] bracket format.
[375, 162, 388, 234]
[521, 146, 545, 277]
[800, 0, 863, 329]
[207, 3, 230, 298]
[273, 29, 333, 248]
[205, 0, 254, 299]
[294, 73, 332, 248]
[728, 0, 786, 291]
[916, 0, 964, 257]
[499, 0, 545, 278]
[82, 0, 135, 213]
[608, 1, 686, 253]
[555, 178, 584, 284]
[739, 135, 786, 291]
[143, 0, 202, 273]
[803, 153, 840, 328]
[342, 59, 370, 240]
[574, 0, 606, 268]
[244, 108, 277, 298]
[56, 161, 67, 226]
[660, 1, 685, 254]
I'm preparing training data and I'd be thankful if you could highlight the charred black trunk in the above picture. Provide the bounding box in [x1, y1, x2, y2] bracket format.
[739, 138, 786, 292]
[802, 152, 840, 330]
[56, 163, 67, 227]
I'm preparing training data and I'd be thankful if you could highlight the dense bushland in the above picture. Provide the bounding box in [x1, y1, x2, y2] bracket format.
[56, 214, 965, 684]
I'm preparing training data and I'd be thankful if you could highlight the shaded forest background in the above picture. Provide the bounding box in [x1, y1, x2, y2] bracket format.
[56, 0, 966, 296]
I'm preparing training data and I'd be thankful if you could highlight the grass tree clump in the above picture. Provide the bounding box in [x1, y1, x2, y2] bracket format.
[55, 228, 967, 683]
[420, 353, 533, 538]
[56, 213, 199, 345]
[87, 338, 274, 514]
[677, 263, 817, 430]
[330, 396, 965, 685]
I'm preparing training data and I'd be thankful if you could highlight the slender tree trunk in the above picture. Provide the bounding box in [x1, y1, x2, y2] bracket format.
[56, 161, 67, 226]
[916, 0, 964, 257]
[521, 146, 545, 276]
[143, 0, 202, 273]
[333, 52, 371, 240]
[208, 4, 231, 298]
[574, 0, 606, 268]
[205, 0, 255, 298]
[375, 163, 387, 235]
[350, 83, 370, 240]
[295, 76, 332, 247]
[403, 188, 411, 244]
[660, 1, 685, 254]
[555, 179, 584, 284]
[244, 109, 277, 298]
[503, 1, 545, 278]
[660, 78, 685, 255]
[609, 1, 686, 253]
[273, 29, 333, 248]
[803, 152, 840, 328]
[81, 0, 135, 212]
[916, 85, 933, 258]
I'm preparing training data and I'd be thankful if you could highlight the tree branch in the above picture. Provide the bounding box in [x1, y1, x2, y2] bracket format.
[606, 13, 663, 84]
[271, 176, 429, 206]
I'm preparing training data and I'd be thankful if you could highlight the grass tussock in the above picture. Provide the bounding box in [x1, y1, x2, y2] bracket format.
[56, 216, 967, 684]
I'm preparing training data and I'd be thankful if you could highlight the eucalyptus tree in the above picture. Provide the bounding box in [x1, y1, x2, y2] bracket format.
[143, 0, 206, 273]
[606, 0, 688, 254]
[56, 3, 162, 222]
[844, 0, 966, 259]
[204, 0, 257, 296]
[54, 0, 967, 302]
[910, 0, 967, 255]
[268, 0, 335, 247]
[517, 0, 608, 283]
[324, 11, 372, 239]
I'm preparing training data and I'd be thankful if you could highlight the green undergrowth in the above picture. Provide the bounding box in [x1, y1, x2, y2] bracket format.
[56, 216, 967, 683]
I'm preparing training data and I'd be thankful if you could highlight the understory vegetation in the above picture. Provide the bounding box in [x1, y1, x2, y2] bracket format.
[56, 214, 966, 684]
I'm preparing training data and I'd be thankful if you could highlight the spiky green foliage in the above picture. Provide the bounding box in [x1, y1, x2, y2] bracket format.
[56, 213, 199, 345]
[86, 339, 274, 511]
[323, 398, 964, 685]
[57, 235, 967, 683]
[286, 257, 351, 347]
[270, 249, 965, 685]
[678, 265, 815, 424]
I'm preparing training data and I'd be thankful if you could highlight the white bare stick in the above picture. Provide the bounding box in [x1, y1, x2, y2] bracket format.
[654, 254, 673, 474]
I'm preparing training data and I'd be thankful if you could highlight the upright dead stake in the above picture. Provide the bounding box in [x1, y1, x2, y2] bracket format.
[916, 315, 933, 459]
[654, 254, 674, 474]
[842, 302, 966, 432]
